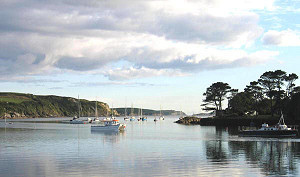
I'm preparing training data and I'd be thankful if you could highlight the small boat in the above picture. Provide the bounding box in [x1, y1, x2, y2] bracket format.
[70, 116, 84, 124]
[159, 106, 164, 120]
[239, 114, 298, 137]
[124, 105, 129, 121]
[70, 95, 84, 124]
[91, 119, 126, 131]
[130, 116, 135, 121]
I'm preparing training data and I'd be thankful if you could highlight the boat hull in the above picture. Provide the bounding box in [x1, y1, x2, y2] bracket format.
[239, 130, 298, 137]
[91, 125, 120, 131]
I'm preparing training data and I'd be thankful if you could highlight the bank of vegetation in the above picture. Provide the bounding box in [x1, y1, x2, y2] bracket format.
[0, 92, 111, 118]
[178, 70, 300, 126]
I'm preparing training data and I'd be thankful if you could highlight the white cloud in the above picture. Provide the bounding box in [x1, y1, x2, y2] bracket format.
[105, 67, 187, 81]
[262, 29, 300, 46]
[0, 0, 279, 81]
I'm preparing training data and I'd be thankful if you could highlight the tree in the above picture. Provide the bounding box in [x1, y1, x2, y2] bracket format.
[202, 82, 232, 111]
[244, 81, 263, 116]
[258, 70, 287, 116]
[228, 92, 253, 116]
[285, 73, 298, 98]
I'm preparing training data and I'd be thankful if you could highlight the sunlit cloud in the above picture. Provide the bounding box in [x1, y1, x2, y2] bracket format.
[0, 0, 280, 81]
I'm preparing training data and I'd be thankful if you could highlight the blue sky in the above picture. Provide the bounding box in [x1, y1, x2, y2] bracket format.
[0, 0, 300, 114]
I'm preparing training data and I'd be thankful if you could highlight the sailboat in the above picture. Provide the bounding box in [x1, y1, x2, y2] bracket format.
[70, 95, 84, 124]
[124, 105, 129, 121]
[130, 104, 135, 121]
[159, 106, 164, 120]
[91, 100, 101, 124]
[140, 108, 147, 121]
[91, 105, 126, 131]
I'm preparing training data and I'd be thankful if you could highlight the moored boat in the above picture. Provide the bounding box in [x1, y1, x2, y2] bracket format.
[70, 116, 84, 124]
[91, 119, 126, 131]
[239, 114, 298, 137]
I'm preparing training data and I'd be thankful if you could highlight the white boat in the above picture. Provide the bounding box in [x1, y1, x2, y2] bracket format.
[91, 119, 126, 131]
[239, 114, 298, 137]
[91, 100, 102, 124]
[124, 105, 129, 121]
[70, 95, 84, 124]
[159, 106, 164, 120]
[70, 116, 84, 124]
[91, 105, 126, 131]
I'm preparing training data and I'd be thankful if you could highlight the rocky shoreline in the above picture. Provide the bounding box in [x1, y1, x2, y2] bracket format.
[175, 116, 300, 127]
[175, 116, 201, 124]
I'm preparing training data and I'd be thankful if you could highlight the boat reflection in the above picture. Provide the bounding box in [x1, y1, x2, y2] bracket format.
[205, 126, 300, 176]
[91, 129, 126, 144]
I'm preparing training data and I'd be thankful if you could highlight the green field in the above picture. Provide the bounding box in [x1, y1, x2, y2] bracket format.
[0, 97, 30, 104]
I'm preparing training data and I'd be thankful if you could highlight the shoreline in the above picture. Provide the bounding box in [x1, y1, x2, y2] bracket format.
[175, 116, 300, 127]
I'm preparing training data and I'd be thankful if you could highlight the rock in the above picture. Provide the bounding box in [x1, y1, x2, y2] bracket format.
[175, 116, 201, 124]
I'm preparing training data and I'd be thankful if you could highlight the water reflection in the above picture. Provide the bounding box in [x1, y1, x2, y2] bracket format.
[205, 126, 300, 176]
[90, 130, 126, 144]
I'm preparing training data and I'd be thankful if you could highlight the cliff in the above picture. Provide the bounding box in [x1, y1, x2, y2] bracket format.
[0, 92, 114, 118]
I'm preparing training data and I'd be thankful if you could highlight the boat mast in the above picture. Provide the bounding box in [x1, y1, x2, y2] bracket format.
[78, 95, 80, 118]
[111, 104, 114, 118]
[95, 100, 98, 118]
[160, 105, 162, 117]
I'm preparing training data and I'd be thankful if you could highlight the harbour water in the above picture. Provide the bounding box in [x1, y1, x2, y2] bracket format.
[1, 116, 300, 177]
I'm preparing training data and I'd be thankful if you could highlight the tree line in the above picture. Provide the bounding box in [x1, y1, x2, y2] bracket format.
[202, 70, 300, 122]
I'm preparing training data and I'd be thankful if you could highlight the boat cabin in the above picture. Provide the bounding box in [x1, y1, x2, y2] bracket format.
[103, 120, 119, 126]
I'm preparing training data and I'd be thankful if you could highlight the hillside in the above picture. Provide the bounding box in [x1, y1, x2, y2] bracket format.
[114, 108, 185, 116]
[0, 92, 113, 118]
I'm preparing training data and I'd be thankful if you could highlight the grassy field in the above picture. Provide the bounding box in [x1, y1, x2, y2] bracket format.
[0, 96, 31, 104]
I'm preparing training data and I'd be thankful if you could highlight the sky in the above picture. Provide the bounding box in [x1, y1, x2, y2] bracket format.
[1, 0, 300, 115]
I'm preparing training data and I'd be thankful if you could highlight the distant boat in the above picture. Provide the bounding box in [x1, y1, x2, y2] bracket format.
[124, 105, 129, 121]
[159, 106, 164, 120]
[70, 116, 84, 124]
[140, 108, 147, 121]
[239, 114, 298, 137]
[70, 95, 84, 124]
[130, 104, 135, 121]
[91, 100, 101, 124]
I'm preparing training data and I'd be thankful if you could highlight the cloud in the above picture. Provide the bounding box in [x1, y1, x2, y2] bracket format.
[70, 81, 159, 87]
[0, 0, 279, 81]
[104, 50, 279, 80]
[0, 76, 65, 83]
[105, 67, 187, 81]
[262, 29, 300, 46]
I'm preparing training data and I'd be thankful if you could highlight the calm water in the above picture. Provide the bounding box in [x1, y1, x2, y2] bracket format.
[1, 116, 300, 177]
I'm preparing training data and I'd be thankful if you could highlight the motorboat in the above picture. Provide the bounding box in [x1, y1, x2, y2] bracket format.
[124, 117, 130, 121]
[239, 114, 298, 137]
[70, 116, 84, 124]
[91, 119, 126, 131]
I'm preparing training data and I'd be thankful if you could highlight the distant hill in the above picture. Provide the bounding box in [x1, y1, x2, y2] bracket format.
[0, 92, 114, 118]
[114, 108, 185, 116]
